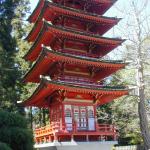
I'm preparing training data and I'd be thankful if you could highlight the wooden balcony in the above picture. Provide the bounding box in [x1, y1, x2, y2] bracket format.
[34, 123, 118, 144]
[59, 49, 100, 58]
[57, 76, 125, 90]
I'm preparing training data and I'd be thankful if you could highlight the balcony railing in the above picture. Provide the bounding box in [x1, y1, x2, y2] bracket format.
[57, 76, 125, 90]
[34, 123, 118, 144]
[59, 49, 100, 58]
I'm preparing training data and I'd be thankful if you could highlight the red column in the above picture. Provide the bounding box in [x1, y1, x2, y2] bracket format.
[54, 134, 58, 142]
[49, 135, 52, 142]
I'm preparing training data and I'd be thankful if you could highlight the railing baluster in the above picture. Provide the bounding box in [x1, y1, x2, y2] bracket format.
[34, 123, 118, 143]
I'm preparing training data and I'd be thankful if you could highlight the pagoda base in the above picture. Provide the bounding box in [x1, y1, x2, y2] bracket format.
[35, 141, 117, 150]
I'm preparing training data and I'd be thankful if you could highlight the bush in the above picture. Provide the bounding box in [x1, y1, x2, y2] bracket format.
[0, 110, 27, 128]
[0, 110, 34, 150]
[0, 142, 12, 150]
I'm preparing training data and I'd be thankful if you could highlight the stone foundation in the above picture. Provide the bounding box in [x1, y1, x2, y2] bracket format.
[35, 141, 117, 150]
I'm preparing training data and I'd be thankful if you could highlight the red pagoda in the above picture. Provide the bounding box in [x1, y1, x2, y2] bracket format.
[24, 0, 128, 149]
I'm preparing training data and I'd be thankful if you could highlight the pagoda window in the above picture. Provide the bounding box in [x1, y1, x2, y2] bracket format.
[64, 105, 96, 131]
[64, 18, 86, 31]
[64, 69, 90, 78]
[64, 105, 73, 131]
[64, 40, 88, 53]
[59, 75, 93, 84]
[87, 106, 95, 131]
[63, 64, 90, 77]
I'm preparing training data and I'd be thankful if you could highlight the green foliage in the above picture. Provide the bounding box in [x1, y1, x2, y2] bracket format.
[0, 110, 27, 128]
[0, 127, 33, 150]
[118, 132, 143, 146]
[0, 110, 34, 150]
[0, 0, 30, 112]
[126, 132, 143, 145]
[97, 104, 112, 124]
[111, 90, 141, 145]
[0, 142, 12, 150]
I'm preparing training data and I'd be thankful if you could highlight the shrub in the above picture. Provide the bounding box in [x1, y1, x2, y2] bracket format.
[0, 142, 12, 150]
[0, 110, 34, 150]
[0, 110, 27, 128]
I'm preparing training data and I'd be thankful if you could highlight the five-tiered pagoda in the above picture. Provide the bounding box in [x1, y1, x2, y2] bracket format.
[23, 0, 128, 149]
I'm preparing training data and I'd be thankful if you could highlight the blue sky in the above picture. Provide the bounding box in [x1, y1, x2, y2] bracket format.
[30, 0, 38, 11]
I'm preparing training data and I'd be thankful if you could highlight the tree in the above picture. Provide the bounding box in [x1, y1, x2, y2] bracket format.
[109, 0, 150, 148]
[0, 110, 34, 150]
[0, 0, 30, 113]
[0, 142, 12, 150]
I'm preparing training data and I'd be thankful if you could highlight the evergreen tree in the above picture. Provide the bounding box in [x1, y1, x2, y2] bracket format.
[0, 0, 30, 112]
[0, 110, 34, 150]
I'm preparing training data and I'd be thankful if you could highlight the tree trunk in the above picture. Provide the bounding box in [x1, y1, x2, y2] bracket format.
[138, 89, 150, 150]
[30, 107, 33, 129]
[137, 60, 150, 149]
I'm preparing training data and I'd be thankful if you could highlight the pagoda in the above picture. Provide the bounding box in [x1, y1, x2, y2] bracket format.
[24, 0, 128, 149]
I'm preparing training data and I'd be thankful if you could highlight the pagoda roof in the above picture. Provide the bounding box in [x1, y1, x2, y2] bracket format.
[23, 78, 128, 107]
[25, 21, 125, 62]
[27, 1, 120, 42]
[28, 0, 117, 23]
[23, 46, 126, 83]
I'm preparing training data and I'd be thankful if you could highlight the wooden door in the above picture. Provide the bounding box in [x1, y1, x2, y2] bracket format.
[64, 105, 73, 131]
[87, 106, 95, 131]
[73, 106, 88, 131]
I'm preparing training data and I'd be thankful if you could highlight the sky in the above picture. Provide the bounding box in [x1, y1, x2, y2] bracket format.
[30, 0, 38, 11]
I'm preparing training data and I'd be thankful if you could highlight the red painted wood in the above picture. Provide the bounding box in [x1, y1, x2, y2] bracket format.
[27, 2, 119, 42]
[34, 123, 118, 143]
[23, 47, 125, 83]
[25, 21, 123, 61]
[24, 0, 127, 143]
[28, 0, 45, 23]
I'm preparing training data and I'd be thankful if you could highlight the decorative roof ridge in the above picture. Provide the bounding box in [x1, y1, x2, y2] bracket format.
[24, 20, 125, 61]
[41, 76, 128, 91]
[23, 73, 128, 107]
[23, 48, 46, 82]
[43, 46, 126, 65]
[23, 45, 126, 83]
[26, 1, 121, 41]
[23, 21, 47, 60]
[45, 20, 126, 42]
